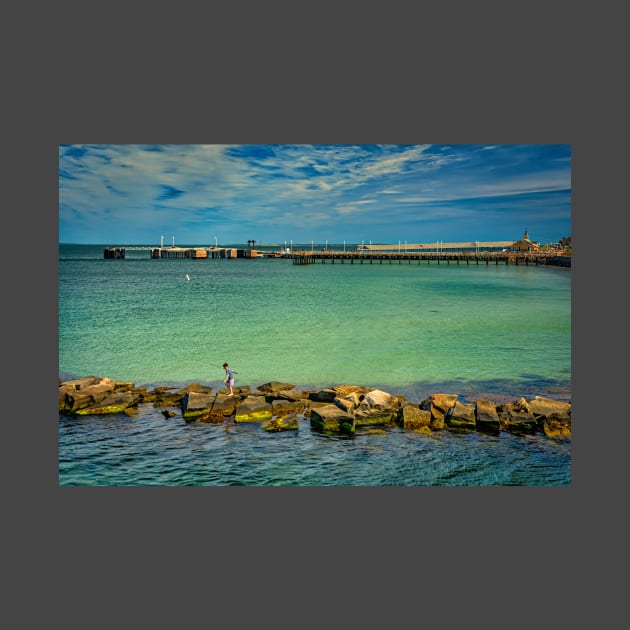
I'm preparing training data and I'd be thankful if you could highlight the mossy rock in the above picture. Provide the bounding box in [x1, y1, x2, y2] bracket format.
[235, 398, 273, 423]
[310, 404, 355, 434]
[543, 413, 571, 438]
[262, 413, 299, 432]
[74, 392, 141, 415]
[181, 391, 215, 418]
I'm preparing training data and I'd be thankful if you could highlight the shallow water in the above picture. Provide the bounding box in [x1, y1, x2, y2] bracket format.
[58, 244, 571, 485]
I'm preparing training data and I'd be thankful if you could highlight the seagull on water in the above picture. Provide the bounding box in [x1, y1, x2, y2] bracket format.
[185, 274, 190, 281]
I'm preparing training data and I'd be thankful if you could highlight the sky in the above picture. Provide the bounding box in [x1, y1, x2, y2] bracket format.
[58, 144, 571, 246]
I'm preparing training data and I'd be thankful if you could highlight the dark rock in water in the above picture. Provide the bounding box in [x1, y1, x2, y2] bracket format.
[75, 391, 142, 415]
[271, 399, 306, 416]
[542, 412, 571, 438]
[161, 409, 177, 418]
[262, 413, 299, 432]
[211, 394, 239, 416]
[192, 394, 238, 423]
[235, 396, 273, 422]
[420, 393, 458, 430]
[400, 403, 432, 430]
[446, 401, 476, 430]
[310, 404, 355, 434]
[309, 389, 338, 403]
[527, 396, 571, 437]
[474, 399, 501, 434]
[196, 411, 226, 424]
[497, 401, 539, 434]
[152, 391, 186, 407]
[181, 391, 216, 419]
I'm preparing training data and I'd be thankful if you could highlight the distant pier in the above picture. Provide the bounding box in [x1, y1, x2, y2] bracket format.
[105, 238, 570, 268]
[150, 247, 247, 259]
[149, 246, 275, 259]
[104, 247, 125, 259]
[290, 250, 570, 267]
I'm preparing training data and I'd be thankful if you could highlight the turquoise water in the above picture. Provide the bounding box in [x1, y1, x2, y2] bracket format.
[58, 244, 571, 485]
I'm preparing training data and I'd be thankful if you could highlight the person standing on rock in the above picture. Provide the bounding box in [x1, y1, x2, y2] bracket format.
[223, 363, 235, 396]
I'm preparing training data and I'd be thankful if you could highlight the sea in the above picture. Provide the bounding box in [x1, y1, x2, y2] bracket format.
[58, 243, 572, 486]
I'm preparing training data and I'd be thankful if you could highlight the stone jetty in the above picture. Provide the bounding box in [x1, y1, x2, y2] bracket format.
[59, 376, 571, 439]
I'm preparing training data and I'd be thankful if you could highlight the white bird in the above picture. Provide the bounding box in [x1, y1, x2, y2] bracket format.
[185, 274, 190, 281]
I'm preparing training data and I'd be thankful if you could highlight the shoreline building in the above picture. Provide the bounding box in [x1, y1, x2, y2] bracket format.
[511, 229, 540, 253]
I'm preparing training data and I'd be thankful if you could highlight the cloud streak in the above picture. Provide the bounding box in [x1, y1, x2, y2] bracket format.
[59, 144, 571, 245]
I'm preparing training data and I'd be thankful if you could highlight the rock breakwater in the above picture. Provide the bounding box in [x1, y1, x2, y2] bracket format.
[59, 376, 571, 439]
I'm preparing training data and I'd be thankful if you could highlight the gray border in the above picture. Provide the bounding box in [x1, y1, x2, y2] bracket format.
[9, 3, 618, 625]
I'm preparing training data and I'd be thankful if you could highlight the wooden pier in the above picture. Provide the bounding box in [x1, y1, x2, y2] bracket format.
[104, 247, 125, 259]
[290, 251, 570, 267]
[149, 247, 244, 259]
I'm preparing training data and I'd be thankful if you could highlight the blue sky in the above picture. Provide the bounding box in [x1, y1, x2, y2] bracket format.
[59, 144, 571, 245]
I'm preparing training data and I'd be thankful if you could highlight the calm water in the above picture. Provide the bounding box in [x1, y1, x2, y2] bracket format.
[58, 244, 572, 486]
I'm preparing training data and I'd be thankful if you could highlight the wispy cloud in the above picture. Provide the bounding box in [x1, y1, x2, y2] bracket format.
[59, 144, 571, 244]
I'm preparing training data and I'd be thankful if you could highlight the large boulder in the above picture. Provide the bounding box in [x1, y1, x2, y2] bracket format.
[527, 396, 571, 418]
[525, 396, 571, 438]
[542, 412, 572, 438]
[497, 398, 539, 434]
[60, 376, 104, 392]
[474, 399, 501, 434]
[420, 393, 458, 430]
[181, 391, 216, 419]
[354, 389, 401, 427]
[446, 401, 476, 430]
[400, 404, 432, 431]
[331, 385, 366, 398]
[151, 389, 186, 407]
[196, 394, 238, 422]
[527, 396, 571, 434]
[235, 397, 273, 422]
[257, 381, 295, 393]
[271, 399, 306, 416]
[309, 389, 338, 403]
[75, 391, 142, 415]
[334, 395, 358, 413]
[262, 413, 299, 432]
[60, 377, 117, 412]
[361, 389, 401, 409]
[310, 404, 355, 434]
